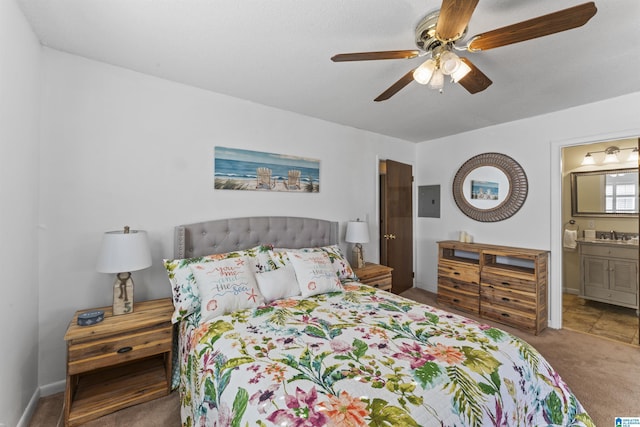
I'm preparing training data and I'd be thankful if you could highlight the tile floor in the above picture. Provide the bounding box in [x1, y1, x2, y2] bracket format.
[563, 293, 639, 345]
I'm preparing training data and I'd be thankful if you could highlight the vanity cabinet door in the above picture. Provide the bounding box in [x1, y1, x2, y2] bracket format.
[582, 256, 608, 293]
[580, 250, 639, 309]
[609, 259, 638, 296]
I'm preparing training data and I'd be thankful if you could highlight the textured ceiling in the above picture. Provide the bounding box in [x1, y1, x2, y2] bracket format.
[17, 0, 640, 142]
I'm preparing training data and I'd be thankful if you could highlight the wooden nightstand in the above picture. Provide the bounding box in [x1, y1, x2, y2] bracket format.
[63, 298, 174, 426]
[354, 262, 393, 291]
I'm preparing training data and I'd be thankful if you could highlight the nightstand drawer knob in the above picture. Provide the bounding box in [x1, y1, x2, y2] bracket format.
[117, 346, 133, 354]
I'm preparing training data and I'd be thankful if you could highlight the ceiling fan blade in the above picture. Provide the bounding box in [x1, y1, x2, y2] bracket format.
[436, 0, 479, 41]
[457, 58, 492, 94]
[374, 70, 416, 102]
[331, 50, 420, 62]
[467, 2, 597, 51]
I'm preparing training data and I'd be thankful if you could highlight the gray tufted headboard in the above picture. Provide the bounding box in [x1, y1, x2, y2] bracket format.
[174, 216, 339, 259]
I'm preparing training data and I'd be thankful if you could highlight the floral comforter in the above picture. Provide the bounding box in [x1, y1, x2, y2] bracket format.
[177, 284, 593, 427]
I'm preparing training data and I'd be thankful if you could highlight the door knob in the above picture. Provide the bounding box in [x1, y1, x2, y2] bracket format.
[384, 234, 396, 240]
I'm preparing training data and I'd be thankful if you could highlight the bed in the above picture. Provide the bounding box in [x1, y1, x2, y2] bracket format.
[165, 216, 593, 427]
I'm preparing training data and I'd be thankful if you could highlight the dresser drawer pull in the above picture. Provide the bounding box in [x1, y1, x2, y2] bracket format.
[500, 313, 510, 318]
[501, 282, 510, 286]
[117, 346, 133, 354]
[453, 284, 460, 289]
[452, 298, 460, 303]
[501, 297, 511, 302]
[453, 272, 460, 275]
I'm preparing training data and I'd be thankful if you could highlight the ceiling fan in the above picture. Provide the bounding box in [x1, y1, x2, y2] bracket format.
[331, 1, 597, 101]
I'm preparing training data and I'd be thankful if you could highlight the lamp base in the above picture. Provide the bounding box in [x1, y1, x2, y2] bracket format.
[113, 272, 134, 315]
[352, 244, 365, 269]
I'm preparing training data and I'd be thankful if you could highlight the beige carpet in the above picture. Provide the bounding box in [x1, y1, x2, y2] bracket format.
[30, 288, 640, 426]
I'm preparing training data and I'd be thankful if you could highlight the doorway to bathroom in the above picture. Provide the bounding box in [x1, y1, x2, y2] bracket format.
[560, 138, 639, 345]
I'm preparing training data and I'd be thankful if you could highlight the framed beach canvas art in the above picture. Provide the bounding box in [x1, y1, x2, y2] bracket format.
[214, 147, 320, 192]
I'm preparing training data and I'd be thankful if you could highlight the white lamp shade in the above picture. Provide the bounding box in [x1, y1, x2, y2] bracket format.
[345, 221, 370, 244]
[96, 229, 152, 273]
[581, 153, 595, 165]
[413, 59, 436, 85]
[427, 69, 444, 90]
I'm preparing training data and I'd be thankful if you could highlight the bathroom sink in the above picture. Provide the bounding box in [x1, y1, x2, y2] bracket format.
[583, 238, 639, 246]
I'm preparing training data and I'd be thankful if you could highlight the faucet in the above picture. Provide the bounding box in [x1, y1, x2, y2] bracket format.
[610, 230, 617, 240]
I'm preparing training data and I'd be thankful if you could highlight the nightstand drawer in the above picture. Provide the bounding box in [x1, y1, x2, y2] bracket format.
[68, 324, 172, 375]
[366, 274, 392, 287]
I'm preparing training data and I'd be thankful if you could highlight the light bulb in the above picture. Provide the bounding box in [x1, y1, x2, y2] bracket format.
[603, 152, 618, 163]
[413, 59, 436, 85]
[627, 148, 639, 162]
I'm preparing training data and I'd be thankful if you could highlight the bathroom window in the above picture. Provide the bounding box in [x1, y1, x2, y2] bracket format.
[605, 175, 637, 213]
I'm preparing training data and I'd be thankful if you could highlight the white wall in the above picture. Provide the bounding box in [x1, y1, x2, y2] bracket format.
[415, 92, 640, 329]
[37, 48, 415, 386]
[0, 1, 41, 425]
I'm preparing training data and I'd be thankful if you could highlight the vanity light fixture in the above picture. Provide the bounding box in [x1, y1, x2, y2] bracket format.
[581, 145, 638, 165]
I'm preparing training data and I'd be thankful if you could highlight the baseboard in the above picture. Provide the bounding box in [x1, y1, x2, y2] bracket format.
[563, 287, 579, 295]
[16, 388, 39, 427]
[16, 380, 65, 427]
[40, 380, 65, 396]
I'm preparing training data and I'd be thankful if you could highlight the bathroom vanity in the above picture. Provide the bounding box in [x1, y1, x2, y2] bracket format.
[578, 239, 639, 312]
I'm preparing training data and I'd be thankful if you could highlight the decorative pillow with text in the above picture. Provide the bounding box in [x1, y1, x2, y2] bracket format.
[190, 256, 264, 323]
[286, 250, 343, 297]
[164, 245, 273, 323]
[271, 245, 358, 283]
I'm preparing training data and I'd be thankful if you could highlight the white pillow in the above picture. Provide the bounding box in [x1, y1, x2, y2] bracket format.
[286, 251, 343, 297]
[190, 257, 264, 323]
[255, 264, 300, 303]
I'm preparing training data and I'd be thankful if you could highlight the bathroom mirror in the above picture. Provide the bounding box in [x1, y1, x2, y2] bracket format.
[571, 168, 639, 217]
[452, 153, 528, 222]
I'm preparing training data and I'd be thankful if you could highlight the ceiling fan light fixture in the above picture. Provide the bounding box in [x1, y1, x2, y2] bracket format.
[439, 50, 461, 75]
[413, 59, 436, 85]
[451, 60, 472, 82]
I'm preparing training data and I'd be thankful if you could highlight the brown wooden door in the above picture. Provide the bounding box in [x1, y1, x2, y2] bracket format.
[380, 159, 413, 293]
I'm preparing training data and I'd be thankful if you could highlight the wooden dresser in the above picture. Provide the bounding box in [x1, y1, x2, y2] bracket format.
[437, 241, 549, 335]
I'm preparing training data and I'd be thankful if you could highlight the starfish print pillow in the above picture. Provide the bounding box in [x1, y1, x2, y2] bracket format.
[190, 256, 264, 323]
[286, 250, 343, 297]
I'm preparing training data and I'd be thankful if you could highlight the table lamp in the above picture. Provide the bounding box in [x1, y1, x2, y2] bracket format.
[96, 226, 152, 315]
[345, 220, 370, 269]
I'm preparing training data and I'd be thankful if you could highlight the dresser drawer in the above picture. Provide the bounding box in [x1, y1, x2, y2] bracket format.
[438, 289, 479, 314]
[438, 259, 480, 284]
[68, 324, 172, 375]
[480, 302, 537, 333]
[482, 271, 537, 293]
[480, 283, 536, 312]
[438, 278, 479, 314]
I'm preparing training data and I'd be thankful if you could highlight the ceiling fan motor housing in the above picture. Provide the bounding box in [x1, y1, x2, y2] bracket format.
[415, 11, 467, 52]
